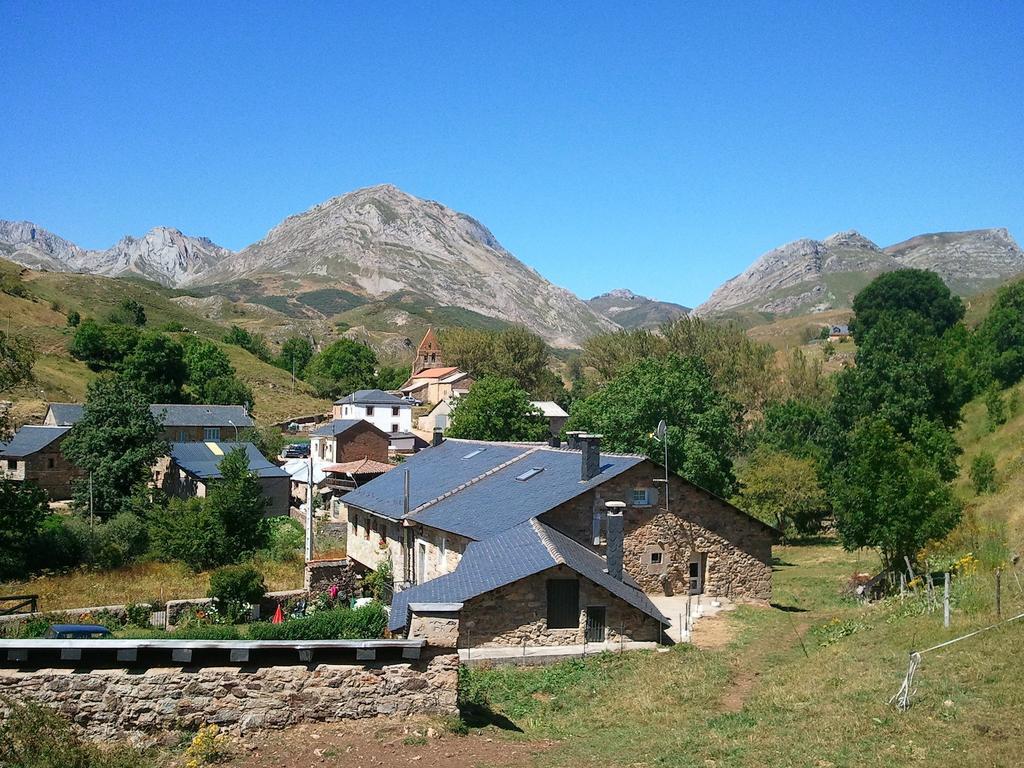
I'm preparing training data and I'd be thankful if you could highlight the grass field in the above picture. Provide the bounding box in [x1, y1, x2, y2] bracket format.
[0, 558, 305, 612]
[461, 542, 1024, 767]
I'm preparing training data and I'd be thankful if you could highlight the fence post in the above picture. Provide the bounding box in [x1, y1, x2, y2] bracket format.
[943, 572, 950, 629]
[996, 569, 1002, 619]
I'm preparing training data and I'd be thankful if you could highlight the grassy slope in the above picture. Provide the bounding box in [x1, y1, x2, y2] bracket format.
[464, 543, 1024, 767]
[0, 262, 330, 425]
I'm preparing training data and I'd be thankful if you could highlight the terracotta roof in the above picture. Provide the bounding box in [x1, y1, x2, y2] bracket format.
[412, 366, 460, 378]
[322, 458, 394, 475]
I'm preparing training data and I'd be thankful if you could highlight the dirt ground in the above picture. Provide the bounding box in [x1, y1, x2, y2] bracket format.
[219, 718, 549, 768]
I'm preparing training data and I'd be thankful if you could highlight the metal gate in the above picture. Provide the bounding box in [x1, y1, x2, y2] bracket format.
[585, 606, 606, 643]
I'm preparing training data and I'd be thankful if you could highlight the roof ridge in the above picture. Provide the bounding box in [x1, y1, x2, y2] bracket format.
[530, 519, 564, 565]
[408, 447, 541, 516]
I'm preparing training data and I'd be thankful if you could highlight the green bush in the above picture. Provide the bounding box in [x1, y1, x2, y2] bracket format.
[364, 558, 394, 602]
[208, 564, 267, 623]
[31, 514, 85, 572]
[124, 603, 153, 628]
[985, 386, 1007, 431]
[148, 497, 227, 571]
[970, 452, 998, 494]
[0, 698, 148, 768]
[264, 516, 305, 562]
[169, 624, 242, 640]
[63, 512, 149, 570]
[248, 603, 387, 640]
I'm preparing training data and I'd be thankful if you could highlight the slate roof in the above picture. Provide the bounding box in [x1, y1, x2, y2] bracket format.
[46, 403, 84, 426]
[170, 442, 288, 480]
[333, 389, 408, 407]
[0, 426, 71, 457]
[47, 403, 253, 428]
[531, 401, 569, 418]
[388, 518, 669, 631]
[310, 419, 367, 437]
[342, 438, 645, 540]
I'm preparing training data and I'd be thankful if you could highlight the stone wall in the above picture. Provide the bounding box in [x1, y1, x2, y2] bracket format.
[304, 559, 356, 596]
[0, 652, 458, 741]
[458, 564, 662, 647]
[5, 435, 85, 500]
[541, 461, 774, 602]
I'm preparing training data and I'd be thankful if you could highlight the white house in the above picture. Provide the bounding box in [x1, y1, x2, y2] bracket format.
[332, 389, 412, 434]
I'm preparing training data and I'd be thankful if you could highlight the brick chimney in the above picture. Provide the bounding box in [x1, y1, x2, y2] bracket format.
[579, 433, 602, 481]
[605, 501, 625, 580]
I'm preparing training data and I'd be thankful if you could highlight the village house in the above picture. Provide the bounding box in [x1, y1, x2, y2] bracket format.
[828, 324, 851, 341]
[160, 441, 290, 517]
[399, 328, 473, 406]
[0, 425, 84, 500]
[341, 434, 777, 647]
[45, 402, 255, 443]
[531, 400, 569, 437]
[310, 419, 390, 464]
[331, 389, 419, 454]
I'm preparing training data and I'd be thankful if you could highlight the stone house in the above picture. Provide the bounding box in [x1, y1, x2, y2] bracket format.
[331, 390, 418, 454]
[160, 441, 290, 517]
[0, 425, 84, 500]
[530, 400, 569, 438]
[401, 329, 474, 406]
[342, 435, 777, 646]
[310, 419, 390, 464]
[45, 402, 254, 443]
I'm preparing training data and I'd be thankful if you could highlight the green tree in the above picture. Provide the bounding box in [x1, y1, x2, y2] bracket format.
[442, 326, 551, 393]
[205, 447, 270, 556]
[68, 320, 140, 370]
[733, 448, 828, 537]
[149, 496, 227, 570]
[66, 310, 81, 327]
[201, 375, 254, 409]
[851, 269, 965, 338]
[276, 336, 314, 379]
[108, 297, 147, 326]
[182, 336, 234, 394]
[304, 338, 378, 399]
[61, 376, 168, 518]
[829, 417, 960, 571]
[240, 425, 286, 460]
[0, 330, 35, 398]
[970, 451, 998, 495]
[566, 356, 741, 497]
[223, 325, 271, 362]
[376, 364, 411, 391]
[746, 398, 829, 463]
[0, 480, 49, 579]
[120, 332, 187, 403]
[976, 279, 1024, 386]
[446, 376, 548, 442]
[984, 385, 1007, 431]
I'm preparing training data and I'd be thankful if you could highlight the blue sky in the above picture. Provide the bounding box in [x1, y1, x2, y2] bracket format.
[2, 2, 1021, 308]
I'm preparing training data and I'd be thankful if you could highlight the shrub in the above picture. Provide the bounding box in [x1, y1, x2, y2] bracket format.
[364, 558, 394, 603]
[149, 497, 227, 571]
[208, 564, 267, 623]
[32, 514, 85, 571]
[124, 603, 153, 628]
[169, 624, 242, 640]
[64, 512, 149, 570]
[182, 724, 233, 766]
[0, 698, 147, 768]
[264, 516, 305, 562]
[985, 386, 1007, 431]
[248, 603, 387, 640]
[970, 452, 998, 494]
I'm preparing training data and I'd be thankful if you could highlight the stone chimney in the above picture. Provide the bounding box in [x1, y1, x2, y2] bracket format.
[432, 427, 444, 447]
[605, 501, 625, 580]
[547, 435, 561, 448]
[579, 434, 602, 482]
[565, 431, 583, 450]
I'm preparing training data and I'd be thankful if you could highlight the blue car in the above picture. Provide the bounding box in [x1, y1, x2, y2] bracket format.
[45, 624, 112, 639]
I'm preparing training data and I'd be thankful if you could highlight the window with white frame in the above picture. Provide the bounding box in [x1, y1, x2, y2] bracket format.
[632, 488, 651, 506]
[204, 427, 221, 441]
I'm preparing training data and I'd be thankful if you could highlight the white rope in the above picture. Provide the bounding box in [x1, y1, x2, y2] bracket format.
[890, 610, 1024, 711]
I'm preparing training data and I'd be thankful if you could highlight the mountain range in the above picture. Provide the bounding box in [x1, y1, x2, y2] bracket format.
[3, 186, 1023, 346]
[695, 228, 1024, 318]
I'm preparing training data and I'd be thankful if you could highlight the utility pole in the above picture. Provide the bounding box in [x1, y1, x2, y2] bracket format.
[304, 451, 314, 561]
[89, 473, 94, 529]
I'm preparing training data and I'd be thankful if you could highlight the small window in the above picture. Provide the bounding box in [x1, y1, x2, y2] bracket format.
[650, 551, 663, 565]
[632, 488, 651, 506]
[47, 457, 55, 469]
[546, 579, 580, 629]
[363, 517, 370, 539]
[392, 406, 400, 416]
[391, 424, 399, 433]
[366, 406, 375, 416]
[516, 467, 544, 481]
[462, 449, 485, 459]
[178, 430, 188, 442]
[204, 427, 221, 441]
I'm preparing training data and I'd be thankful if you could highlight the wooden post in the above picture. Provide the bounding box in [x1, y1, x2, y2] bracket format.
[943, 572, 950, 629]
[900, 573, 907, 601]
[996, 569, 1002, 619]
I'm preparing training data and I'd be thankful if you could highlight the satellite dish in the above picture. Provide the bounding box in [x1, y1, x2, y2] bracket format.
[656, 420, 667, 440]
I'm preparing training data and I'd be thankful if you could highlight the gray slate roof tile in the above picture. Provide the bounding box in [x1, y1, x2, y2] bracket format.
[170, 442, 288, 480]
[0, 426, 71, 457]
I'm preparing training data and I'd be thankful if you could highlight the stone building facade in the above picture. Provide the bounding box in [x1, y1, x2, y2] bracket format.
[0, 426, 84, 500]
[458, 564, 663, 647]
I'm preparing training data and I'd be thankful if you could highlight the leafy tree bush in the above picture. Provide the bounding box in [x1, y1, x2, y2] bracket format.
[441, 326, 552, 394]
[567, 355, 741, 497]
[970, 452, 998, 495]
[201, 374, 254, 409]
[0, 479, 49, 579]
[829, 417, 961, 571]
[63, 512, 149, 569]
[984, 385, 1007, 431]
[0, 330, 36, 396]
[276, 336, 314, 378]
[206, 447, 270, 554]
[248, 603, 388, 640]
[32, 514, 86, 572]
[264, 516, 305, 562]
[975, 279, 1024, 386]
[733, 448, 828, 537]
[447, 376, 547, 442]
[149, 497, 227, 571]
[746, 398, 829, 462]
[181, 336, 233, 394]
[241, 425, 286, 461]
[208, 564, 267, 622]
[304, 337, 378, 398]
[376, 364, 411, 391]
[66, 309, 81, 327]
[119, 332, 187, 403]
[68, 320, 140, 370]
[223, 325, 271, 361]
[61, 376, 168, 518]
[850, 269, 964, 338]
[107, 298, 147, 327]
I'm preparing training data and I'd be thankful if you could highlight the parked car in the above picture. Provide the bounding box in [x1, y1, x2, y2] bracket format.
[402, 395, 422, 406]
[46, 624, 112, 639]
[283, 443, 310, 459]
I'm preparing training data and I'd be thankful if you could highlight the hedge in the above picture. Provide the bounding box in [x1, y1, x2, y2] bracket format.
[247, 603, 387, 641]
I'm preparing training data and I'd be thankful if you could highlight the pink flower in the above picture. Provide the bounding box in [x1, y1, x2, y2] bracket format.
[328, 584, 339, 600]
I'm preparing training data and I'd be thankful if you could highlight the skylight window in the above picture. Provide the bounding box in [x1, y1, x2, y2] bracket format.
[516, 467, 545, 481]
[462, 449, 485, 459]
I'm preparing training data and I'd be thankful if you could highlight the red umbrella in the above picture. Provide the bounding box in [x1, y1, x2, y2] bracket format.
[271, 604, 284, 624]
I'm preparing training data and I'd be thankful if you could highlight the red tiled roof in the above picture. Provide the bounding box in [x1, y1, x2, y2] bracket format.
[412, 366, 460, 378]
[322, 458, 395, 475]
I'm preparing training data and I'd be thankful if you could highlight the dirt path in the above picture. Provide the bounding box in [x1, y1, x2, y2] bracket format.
[219, 718, 549, 768]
